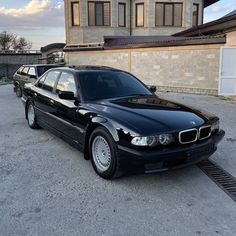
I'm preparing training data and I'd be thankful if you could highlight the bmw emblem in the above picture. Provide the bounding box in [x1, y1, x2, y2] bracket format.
[190, 121, 196, 125]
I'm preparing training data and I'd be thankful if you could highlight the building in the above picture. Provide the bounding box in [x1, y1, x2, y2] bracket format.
[64, 0, 218, 45]
[64, 9, 236, 96]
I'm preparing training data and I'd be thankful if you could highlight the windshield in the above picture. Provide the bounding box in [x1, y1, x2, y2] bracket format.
[79, 71, 152, 100]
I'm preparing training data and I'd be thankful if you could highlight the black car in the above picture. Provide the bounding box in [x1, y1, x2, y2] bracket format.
[13, 64, 62, 97]
[21, 66, 225, 179]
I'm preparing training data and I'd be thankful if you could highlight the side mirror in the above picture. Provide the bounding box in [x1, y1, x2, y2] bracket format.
[58, 91, 75, 100]
[149, 86, 157, 93]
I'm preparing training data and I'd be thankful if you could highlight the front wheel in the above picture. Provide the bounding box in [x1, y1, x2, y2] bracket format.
[89, 127, 122, 179]
[26, 101, 40, 129]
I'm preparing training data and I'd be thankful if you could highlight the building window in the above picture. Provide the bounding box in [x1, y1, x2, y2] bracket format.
[155, 3, 182, 27]
[88, 1, 110, 26]
[192, 4, 199, 27]
[118, 3, 126, 27]
[136, 3, 144, 27]
[71, 2, 80, 26]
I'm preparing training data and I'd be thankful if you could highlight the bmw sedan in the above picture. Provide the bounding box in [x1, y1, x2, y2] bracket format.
[21, 66, 225, 179]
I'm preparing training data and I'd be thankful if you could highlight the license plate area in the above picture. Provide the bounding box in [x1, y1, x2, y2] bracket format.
[186, 144, 215, 162]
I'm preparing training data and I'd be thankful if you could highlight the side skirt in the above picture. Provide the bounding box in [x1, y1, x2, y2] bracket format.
[37, 120, 84, 154]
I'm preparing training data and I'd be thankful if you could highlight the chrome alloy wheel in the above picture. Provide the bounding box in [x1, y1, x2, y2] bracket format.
[28, 104, 35, 126]
[92, 136, 111, 172]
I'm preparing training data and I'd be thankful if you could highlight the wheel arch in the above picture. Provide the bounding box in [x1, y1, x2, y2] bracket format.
[83, 118, 119, 160]
[25, 98, 34, 120]
[14, 81, 20, 87]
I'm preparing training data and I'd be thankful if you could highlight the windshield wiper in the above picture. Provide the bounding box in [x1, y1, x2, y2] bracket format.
[127, 94, 152, 97]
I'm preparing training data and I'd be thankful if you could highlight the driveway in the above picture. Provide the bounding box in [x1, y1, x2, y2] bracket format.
[0, 84, 236, 236]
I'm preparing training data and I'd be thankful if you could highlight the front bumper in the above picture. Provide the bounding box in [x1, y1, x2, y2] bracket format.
[117, 130, 225, 174]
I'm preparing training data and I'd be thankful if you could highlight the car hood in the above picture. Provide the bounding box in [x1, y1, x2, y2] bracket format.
[88, 95, 216, 135]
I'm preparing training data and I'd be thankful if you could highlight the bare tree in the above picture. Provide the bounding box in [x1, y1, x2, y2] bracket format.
[0, 31, 32, 51]
[0, 31, 15, 51]
[12, 37, 32, 51]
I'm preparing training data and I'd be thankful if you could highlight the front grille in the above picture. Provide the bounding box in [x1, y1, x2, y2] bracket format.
[199, 126, 211, 140]
[179, 129, 198, 144]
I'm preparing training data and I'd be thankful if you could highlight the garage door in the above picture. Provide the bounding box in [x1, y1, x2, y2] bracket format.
[219, 47, 236, 96]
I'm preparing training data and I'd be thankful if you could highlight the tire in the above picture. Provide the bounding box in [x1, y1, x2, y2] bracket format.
[26, 101, 40, 129]
[16, 86, 22, 98]
[89, 127, 122, 179]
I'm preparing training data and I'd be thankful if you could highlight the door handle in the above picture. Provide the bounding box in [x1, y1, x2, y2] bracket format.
[49, 99, 54, 104]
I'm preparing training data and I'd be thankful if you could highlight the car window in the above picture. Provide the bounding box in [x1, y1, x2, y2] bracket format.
[22, 67, 29, 76]
[42, 71, 60, 92]
[79, 71, 151, 100]
[28, 67, 36, 76]
[37, 75, 47, 88]
[56, 72, 76, 94]
[17, 67, 24, 75]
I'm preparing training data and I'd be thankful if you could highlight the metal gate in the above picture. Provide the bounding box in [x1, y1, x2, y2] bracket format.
[219, 47, 236, 96]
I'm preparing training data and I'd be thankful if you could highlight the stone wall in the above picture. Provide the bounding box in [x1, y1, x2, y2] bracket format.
[66, 44, 221, 95]
[226, 31, 236, 46]
[0, 53, 41, 78]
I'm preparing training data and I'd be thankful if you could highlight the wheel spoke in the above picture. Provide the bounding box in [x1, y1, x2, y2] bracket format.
[28, 104, 35, 126]
[92, 136, 111, 172]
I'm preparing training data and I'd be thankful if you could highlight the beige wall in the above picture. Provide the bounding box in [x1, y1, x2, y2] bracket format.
[226, 31, 236, 46]
[64, 0, 204, 44]
[66, 44, 221, 95]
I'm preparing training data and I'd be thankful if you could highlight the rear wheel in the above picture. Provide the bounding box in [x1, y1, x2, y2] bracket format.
[89, 127, 122, 179]
[16, 86, 22, 97]
[26, 101, 40, 129]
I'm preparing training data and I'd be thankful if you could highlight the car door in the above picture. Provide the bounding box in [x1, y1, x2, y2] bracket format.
[53, 72, 84, 145]
[33, 70, 61, 127]
[20, 66, 30, 87]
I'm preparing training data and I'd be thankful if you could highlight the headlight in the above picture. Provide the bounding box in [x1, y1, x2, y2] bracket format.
[211, 120, 219, 132]
[131, 134, 174, 146]
[131, 136, 157, 147]
[158, 134, 173, 145]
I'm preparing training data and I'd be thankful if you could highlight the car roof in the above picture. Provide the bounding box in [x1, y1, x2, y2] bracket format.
[54, 65, 123, 73]
[20, 64, 63, 67]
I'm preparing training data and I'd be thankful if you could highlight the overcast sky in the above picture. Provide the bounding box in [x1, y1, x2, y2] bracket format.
[0, 0, 235, 50]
